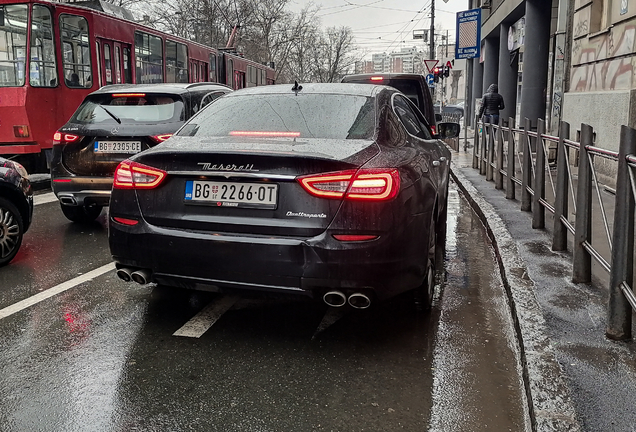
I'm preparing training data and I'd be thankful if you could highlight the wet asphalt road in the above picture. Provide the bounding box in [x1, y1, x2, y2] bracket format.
[0, 186, 529, 432]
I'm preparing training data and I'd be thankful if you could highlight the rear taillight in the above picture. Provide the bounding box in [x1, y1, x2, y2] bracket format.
[150, 134, 172, 143]
[53, 131, 80, 145]
[14, 125, 29, 138]
[113, 160, 167, 189]
[298, 169, 400, 201]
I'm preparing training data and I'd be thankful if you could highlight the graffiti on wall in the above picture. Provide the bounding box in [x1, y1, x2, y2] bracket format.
[570, 22, 636, 92]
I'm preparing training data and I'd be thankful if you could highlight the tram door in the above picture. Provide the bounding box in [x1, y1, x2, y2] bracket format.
[113, 42, 133, 84]
[97, 39, 114, 86]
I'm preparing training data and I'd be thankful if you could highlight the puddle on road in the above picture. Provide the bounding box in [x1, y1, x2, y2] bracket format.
[428, 188, 531, 432]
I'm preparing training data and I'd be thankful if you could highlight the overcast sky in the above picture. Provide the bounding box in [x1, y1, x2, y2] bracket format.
[288, 0, 469, 58]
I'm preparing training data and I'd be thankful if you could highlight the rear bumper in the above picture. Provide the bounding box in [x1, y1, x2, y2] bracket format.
[51, 177, 113, 206]
[109, 216, 428, 301]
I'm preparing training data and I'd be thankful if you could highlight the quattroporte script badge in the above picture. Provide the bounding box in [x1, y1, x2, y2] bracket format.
[286, 211, 327, 219]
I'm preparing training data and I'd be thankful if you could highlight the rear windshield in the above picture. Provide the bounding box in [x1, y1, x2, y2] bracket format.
[70, 94, 185, 125]
[344, 78, 423, 111]
[177, 93, 375, 140]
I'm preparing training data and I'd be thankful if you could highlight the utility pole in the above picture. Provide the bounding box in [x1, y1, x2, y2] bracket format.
[429, 0, 435, 60]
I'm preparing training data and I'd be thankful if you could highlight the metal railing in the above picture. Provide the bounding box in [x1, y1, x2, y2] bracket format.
[471, 116, 636, 341]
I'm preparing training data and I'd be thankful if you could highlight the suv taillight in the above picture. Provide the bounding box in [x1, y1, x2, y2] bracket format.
[53, 131, 80, 145]
[114, 160, 167, 189]
[298, 169, 400, 201]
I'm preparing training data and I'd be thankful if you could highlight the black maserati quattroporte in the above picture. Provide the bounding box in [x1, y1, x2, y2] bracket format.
[109, 83, 459, 310]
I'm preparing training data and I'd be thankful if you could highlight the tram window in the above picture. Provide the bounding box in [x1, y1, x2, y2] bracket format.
[200, 63, 206, 82]
[60, 14, 91, 88]
[166, 40, 188, 83]
[0, 4, 28, 87]
[209, 54, 216, 82]
[30, 5, 57, 87]
[114, 46, 121, 83]
[260, 69, 266, 86]
[134, 31, 163, 83]
[103, 44, 113, 84]
[247, 65, 257, 87]
[123, 47, 132, 83]
[227, 59, 233, 87]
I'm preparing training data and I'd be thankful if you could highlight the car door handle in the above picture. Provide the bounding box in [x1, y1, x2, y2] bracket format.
[432, 160, 441, 167]
[439, 157, 447, 162]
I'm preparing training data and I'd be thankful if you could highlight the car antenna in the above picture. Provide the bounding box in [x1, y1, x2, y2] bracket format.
[292, 81, 302, 95]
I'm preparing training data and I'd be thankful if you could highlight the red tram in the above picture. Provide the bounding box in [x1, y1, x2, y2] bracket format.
[0, 0, 276, 171]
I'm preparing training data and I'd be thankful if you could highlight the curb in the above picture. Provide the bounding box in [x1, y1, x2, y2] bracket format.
[450, 165, 581, 431]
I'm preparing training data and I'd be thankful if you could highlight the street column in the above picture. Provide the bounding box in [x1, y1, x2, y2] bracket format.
[482, 37, 499, 93]
[519, 0, 551, 128]
[498, 23, 518, 126]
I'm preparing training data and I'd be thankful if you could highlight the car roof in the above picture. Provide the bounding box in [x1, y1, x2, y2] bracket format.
[91, 82, 232, 96]
[225, 82, 383, 97]
[342, 73, 427, 81]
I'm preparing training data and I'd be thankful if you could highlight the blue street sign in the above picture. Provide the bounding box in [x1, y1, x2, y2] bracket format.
[426, 73, 434, 87]
[455, 8, 481, 60]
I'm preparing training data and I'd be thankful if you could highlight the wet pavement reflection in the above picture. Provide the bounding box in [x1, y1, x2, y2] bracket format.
[0, 189, 529, 431]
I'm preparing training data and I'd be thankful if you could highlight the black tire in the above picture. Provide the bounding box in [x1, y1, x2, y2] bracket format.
[60, 203, 103, 223]
[414, 218, 437, 311]
[0, 197, 24, 267]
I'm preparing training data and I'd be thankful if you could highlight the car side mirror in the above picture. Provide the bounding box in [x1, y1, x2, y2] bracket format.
[435, 113, 443, 123]
[437, 122, 461, 139]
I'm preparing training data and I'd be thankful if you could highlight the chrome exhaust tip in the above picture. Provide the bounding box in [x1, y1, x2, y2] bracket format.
[348, 293, 371, 309]
[323, 291, 347, 307]
[116, 268, 133, 282]
[59, 195, 77, 205]
[131, 269, 152, 285]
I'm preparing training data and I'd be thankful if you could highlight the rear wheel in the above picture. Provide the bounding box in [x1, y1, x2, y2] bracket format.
[0, 197, 24, 266]
[414, 218, 437, 311]
[60, 203, 103, 223]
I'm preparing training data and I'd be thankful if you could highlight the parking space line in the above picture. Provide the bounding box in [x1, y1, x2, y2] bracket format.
[34, 192, 57, 206]
[173, 296, 238, 338]
[0, 262, 115, 320]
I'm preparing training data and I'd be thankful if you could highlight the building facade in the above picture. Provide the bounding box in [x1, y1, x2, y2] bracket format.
[470, 0, 636, 155]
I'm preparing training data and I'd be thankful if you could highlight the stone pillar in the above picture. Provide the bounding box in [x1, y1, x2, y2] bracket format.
[498, 23, 518, 126]
[519, 0, 552, 128]
[471, 59, 483, 127]
[482, 37, 499, 93]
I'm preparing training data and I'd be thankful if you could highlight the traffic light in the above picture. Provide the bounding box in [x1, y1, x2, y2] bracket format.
[444, 65, 450, 78]
[433, 67, 440, 83]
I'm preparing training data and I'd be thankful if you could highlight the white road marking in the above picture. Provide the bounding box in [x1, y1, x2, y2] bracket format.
[34, 192, 57, 206]
[173, 296, 238, 338]
[0, 262, 115, 320]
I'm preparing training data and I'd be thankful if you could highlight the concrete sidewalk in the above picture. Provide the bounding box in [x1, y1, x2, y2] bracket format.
[450, 144, 636, 431]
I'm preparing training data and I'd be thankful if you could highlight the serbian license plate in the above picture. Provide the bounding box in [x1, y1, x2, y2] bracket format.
[185, 181, 278, 209]
[94, 141, 142, 153]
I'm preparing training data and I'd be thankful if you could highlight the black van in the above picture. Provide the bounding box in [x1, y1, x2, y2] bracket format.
[341, 73, 438, 133]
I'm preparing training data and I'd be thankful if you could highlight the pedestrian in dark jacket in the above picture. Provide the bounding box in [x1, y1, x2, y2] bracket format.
[478, 83, 505, 125]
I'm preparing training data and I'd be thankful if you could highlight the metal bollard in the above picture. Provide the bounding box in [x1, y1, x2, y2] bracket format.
[495, 120, 504, 189]
[506, 117, 516, 200]
[533, 119, 546, 229]
[572, 123, 593, 284]
[486, 120, 496, 181]
[606, 125, 636, 340]
[521, 118, 532, 212]
[473, 115, 479, 168]
[552, 121, 570, 251]
[480, 121, 487, 175]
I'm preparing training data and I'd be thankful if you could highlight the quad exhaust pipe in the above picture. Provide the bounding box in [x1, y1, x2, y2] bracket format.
[116, 267, 152, 285]
[323, 290, 372, 309]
